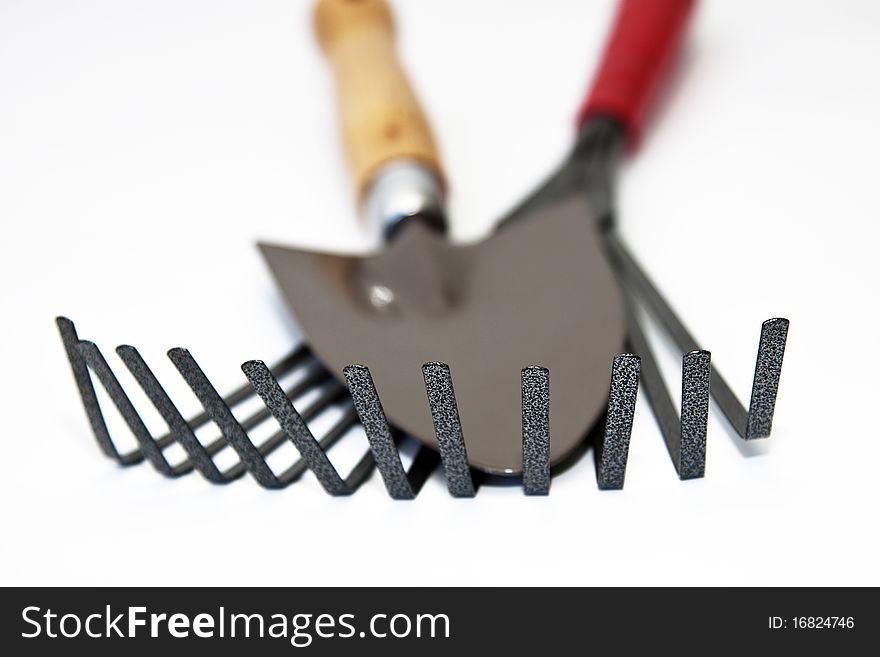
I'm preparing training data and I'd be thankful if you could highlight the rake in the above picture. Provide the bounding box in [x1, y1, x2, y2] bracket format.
[56, 308, 787, 498]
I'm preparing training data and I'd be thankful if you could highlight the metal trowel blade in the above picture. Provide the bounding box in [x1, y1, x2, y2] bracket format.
[259, 195, 625, 474]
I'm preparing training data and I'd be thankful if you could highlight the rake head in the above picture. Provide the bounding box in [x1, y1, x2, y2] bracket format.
[56, 305, 788, 497]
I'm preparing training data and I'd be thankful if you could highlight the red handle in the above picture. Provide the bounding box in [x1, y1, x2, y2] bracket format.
[576, 0, 695, 143]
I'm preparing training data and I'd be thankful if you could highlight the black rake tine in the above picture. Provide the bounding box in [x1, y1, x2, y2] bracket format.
[56, 317, 119, 461]
[241, 360, 353, 495]
[77, 340, 172, 473]
[188, 371, 342, 467]
[604, 233, 788, 441]
[197, 374, 342, 460]
[344, 365, 416, 500]
[626, 309, 710, 480]
[174, 364, 342, 481]
[596, 354, 640, 490]
[704, 321, 786, 440]
[277, 406, 360, 484]
[745, 319, 788, 439]
[168, 349, 282, 489]
[521, 367, 550, 496]
[182, 344, 316, 433]
[115, 345, 227, 482]
[228, 366, 333, 436]
[679, 349, 711, 480]
[252, 385, 349, 461]
[422, 362, 476, 498]
[178, 376, 348, 484]
[245, 397, 358, 485]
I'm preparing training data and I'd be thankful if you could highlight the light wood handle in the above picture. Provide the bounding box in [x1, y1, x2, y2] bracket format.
[314, 0, 443, 198]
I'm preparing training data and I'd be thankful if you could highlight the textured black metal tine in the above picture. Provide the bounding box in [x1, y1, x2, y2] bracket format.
[342, 364, 439, 498]
[221, 366, 333, 436]
[56, 317, 120, 461]
[596, 354, 640, 490]
[242, 360, 350, 495]
[197, 382, 349, 483]
[422, 362, 476, 498]
[277, 406, 360, 483]
[168, 349, 282, 489]
[234, 400, 357, 487]
[198, 377, 343, 459]
[679, 350, 711, 480]
[77, 340, 173, 473]
[115, 345, 227, 482]
[701, 316, 785, 439]
[183, 344, 316, 433]
[249, 385, 348, 468]
[745, 319, 788, 439]
[521, 367, 550, 496]
[604, 233, 788, 440]
[344, 365, 415, 500]
[251, 386, 349, 463]
[625, 309, 710, 480]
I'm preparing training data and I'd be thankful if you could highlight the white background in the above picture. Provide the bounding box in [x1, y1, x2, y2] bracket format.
[1, 0, 878, 586]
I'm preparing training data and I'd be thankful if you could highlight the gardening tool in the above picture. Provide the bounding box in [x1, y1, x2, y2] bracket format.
[259, 0, 627, 474]
[57, 0, 788, 497]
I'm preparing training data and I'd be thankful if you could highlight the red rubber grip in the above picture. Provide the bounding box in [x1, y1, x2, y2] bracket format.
[576, 0, 695, 142]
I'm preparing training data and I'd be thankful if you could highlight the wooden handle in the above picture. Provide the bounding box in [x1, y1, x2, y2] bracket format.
[314, 0, 443, 198]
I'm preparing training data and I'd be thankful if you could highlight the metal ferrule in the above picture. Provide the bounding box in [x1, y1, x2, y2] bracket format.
[362, 159, 446, 240]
